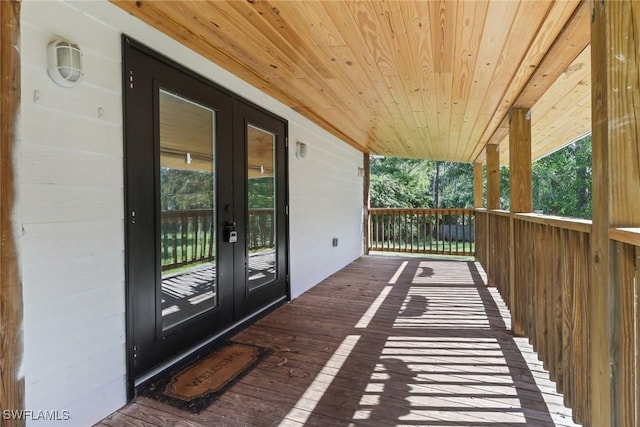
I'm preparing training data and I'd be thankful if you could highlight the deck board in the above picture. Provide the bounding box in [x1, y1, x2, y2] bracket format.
[98, 256, 580, 426]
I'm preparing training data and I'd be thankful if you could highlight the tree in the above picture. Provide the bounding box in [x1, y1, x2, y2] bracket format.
[370, 157, 475, 208]
[248, 177, 274, 209]
[160, 168, 214, 211]
[531, 136, 591, 218]
[436, 162, 474, 208]
[370, 156, 433, 207]
[369, 134, 592, 219]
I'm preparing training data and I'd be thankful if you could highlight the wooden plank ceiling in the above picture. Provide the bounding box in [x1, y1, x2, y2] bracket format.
[113, 0, 591, 165]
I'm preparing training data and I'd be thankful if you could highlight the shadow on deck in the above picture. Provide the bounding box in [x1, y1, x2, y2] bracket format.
[99, 255, 579, 426]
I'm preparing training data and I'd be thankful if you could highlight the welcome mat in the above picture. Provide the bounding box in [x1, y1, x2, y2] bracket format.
[140, 342, 271, 413]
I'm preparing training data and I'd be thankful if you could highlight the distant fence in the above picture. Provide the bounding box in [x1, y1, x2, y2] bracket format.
[161, 209, 273, 271]
[368, 208, 475, 256]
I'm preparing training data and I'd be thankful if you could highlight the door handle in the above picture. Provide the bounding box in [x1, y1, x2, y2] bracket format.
[225, 221, 238, 243]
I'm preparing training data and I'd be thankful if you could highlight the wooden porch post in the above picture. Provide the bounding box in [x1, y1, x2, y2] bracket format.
[485, 145, 500, 288]
[363, 152, 370, 255]
[591, 2, 640, 426]
[473, 162, 483, 208]
[486, 145, 500, 210]
[508, 108, 532, 337]
[508, 109, 532, 213]
[0, 0, 25, 424]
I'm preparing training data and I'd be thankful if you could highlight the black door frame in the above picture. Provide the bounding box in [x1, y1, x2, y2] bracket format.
[122, 36, 290, 399]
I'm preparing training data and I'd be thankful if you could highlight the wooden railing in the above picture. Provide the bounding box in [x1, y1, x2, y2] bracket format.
[477, 210, 593, 425]
[248, 208, 275, 250]
[368, 208, 475, 256]
[512, 213, 592, 425]
[474, 209, 489, 269]
[161, 209, 215, 271]
[488, 210, 511, 299]
[609, 228, 640, 427]
[161, 209, 274, 271]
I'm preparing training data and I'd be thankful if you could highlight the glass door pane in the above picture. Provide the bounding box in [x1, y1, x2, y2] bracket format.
[247, 125, 276, 291]
[159, 89, 217, 331]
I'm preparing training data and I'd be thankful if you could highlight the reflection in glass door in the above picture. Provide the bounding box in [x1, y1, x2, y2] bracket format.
[124, 36, 288, 381]
[247, 125, 276, 291]
[159, 89, 217, 332]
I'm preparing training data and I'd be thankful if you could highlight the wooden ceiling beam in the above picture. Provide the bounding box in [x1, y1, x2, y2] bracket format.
[514, 0, 591, 108]
[463, 2, 556, 161]
[475, 116, 508, 164]
[473, 0, 590, 164]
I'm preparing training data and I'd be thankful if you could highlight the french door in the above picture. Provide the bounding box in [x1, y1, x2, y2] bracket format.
[123, 38, 288, 379]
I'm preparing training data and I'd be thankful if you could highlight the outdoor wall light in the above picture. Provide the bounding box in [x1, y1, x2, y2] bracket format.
[296, 141, 308, 159]
[47, 38, 83, 88]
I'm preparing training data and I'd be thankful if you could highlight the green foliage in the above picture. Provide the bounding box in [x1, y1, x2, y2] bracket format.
[160, 168, 274, 211]
[370, 157, 433, 207]
[370, 157, 474, 208]
[532, 136, 591, 218]
[500, 166, 511, 211]
[160, 168, 214, 211]
[497, 136, 592, 218]
[248, 177, 274, 209]
[436, 162, 474, 208]
[370, 135, 592, 219]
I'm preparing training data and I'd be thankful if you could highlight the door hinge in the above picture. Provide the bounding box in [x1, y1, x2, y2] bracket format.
[286, 205, 289, 215]
[132, 343, 138, 362]
[285, 137, 289, 148]
[131, 210, 136, 224]
[128, 70, 135, 89]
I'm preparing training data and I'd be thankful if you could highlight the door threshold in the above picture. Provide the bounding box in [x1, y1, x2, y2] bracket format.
[132, 296, 286, 392]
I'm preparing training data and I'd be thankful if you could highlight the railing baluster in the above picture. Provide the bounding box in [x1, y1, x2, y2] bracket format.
[462, 211, 466, 255]
[172, 218, 178, 266]
[209, 217, 215, 259]
[429, 212, 433, 253]
[370, 213, 375, 250]
[376, 213, 380, 250]
[441, 212, 445, 253]
[448, 210, 452, 255]
[202, 214, 208, 259]
[409, 213, 413, 252]
[420, 212, 427, 252]
[372, 212, 376, 250]
[399, 211, 403, 252]
[193, 215, 199, 262]
[404, 212, 408, 252]
[409, 213, 414, 252]
[385, 213, 389, 250]
[182, 215, 187, 264]
[393, 212, 397, 251]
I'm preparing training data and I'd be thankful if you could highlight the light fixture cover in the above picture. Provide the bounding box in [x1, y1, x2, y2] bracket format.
[296, 141, 308, 159]
[47, 39, 83, 88]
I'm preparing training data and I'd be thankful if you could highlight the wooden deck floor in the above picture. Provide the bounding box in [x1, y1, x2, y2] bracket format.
[97, 256, 580, 426]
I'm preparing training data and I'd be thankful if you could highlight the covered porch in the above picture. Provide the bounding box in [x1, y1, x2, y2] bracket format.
[2, 1, 640, 426]
[98, 255, 578, 426]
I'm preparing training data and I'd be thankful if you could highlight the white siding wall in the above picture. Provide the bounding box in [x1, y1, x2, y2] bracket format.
[288, 125, 365, 298]
[18, 1, 363, 425]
